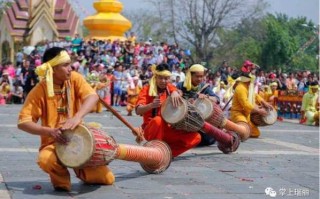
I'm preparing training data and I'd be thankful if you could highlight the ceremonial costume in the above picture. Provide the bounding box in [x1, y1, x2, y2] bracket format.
[301, 84, 319, 125]
[229, 61, 266, 139]
[136, 65, 201, 157]
[268, 82, 279, 109]
[0, 72, 12, 104]
[18, 50, 114, 191]
[314, 99, 319, 126]
[258, 85, 272, 102]
[126, 77, 141, 116]
[176, 64, 219, 146]
[137, 86, 201, 157]
[92, 81, 107, 113]
[230, 82, 263, 138]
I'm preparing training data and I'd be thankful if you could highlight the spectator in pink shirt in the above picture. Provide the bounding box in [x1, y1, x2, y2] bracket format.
[5, 61, 16, 79]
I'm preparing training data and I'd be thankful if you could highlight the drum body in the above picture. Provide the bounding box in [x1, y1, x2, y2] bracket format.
[161, 96, 204, 132]
[194, 98, 226, 128]
[56, 125, 117, 168]
[250, 108, 277, 126]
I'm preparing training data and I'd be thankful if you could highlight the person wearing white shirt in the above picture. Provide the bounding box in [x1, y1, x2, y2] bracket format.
[176, 67, 185, 82]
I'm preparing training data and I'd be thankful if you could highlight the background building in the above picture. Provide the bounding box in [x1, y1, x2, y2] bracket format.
[0, 0, 80, 62]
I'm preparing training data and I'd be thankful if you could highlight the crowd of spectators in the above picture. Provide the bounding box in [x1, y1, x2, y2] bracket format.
[0, 34, 319, 113]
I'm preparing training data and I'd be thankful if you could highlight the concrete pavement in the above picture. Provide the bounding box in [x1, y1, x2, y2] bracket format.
[0, 104, 319, 199]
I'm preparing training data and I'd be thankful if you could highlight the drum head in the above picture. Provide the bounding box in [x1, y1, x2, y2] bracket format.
[193, 98, 213, 120]
[55, 125, 94, 168]
[161, 96, 188, 124]
[263, 109, 277, 125]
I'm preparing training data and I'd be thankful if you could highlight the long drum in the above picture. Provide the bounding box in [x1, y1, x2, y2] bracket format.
[55, 125, 172, 174]
[250, 108, 277, 126]
[194, 98, 251, 140]
[194, 98, 226, 128]
[161, 96, 204, 132]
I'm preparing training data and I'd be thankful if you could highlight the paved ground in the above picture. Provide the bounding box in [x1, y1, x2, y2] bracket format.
[0, 105, 319, 199]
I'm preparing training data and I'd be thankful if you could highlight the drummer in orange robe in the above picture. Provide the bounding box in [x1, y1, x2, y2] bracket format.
[92, 74, 109, 113]
[230, 60, 273, 140]
[17, 47, 115, 192]
[137, 63, 241, 155]
[126, 76, 141, 116]
[135, 63, 201, 157]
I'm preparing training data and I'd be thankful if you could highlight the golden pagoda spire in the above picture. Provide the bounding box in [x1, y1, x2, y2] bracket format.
[83, 0, 132, 41]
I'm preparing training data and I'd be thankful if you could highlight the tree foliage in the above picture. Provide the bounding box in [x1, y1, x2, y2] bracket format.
[124, 0, 318, 72]
[261, 14, 298, 70]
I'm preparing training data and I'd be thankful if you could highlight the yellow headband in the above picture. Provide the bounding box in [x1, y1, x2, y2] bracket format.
[236, 76, 251, 83]
[309, 85, 319, 89]
[148, 69, 172, 96]
[183, 64, 205, 91]
[35, 51, 71, 97]
[269, 82, 278, 87]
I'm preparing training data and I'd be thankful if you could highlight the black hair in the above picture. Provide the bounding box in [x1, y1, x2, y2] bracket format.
[310, 81, 319, 86]
[156, 63, 170, 72]
[107, 69, 113, 73]
[43, 47, 67, 63]
[114, 61, 121, 66]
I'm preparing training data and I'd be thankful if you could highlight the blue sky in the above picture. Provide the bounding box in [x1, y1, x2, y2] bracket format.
[78, 0, 319, 24]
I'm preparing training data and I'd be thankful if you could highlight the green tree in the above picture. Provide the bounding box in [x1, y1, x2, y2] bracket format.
[290, 53, 318, 72]
[260, 14, 298, 70]
[264, 14, 318, 71]
[212, 16, 266, 70]
[207, 13, 319, 72]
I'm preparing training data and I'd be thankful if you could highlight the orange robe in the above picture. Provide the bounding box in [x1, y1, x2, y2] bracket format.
[18, 72, 114, 191]
[127, 86, 141, 114]
[92, 82, 107, 113]
[136, 84, 201, 157]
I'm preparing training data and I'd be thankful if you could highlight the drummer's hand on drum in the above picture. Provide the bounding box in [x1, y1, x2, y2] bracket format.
[258, 107, 268, 117]
[49, 128, 69, 145]
[262, 101, 274, 111]
[61, 116, 82, 131]
[188, 98, 195, 104]
[171, 91, 183, 107]
[265, 103, 274, 111]
[198, 93, 207, 99]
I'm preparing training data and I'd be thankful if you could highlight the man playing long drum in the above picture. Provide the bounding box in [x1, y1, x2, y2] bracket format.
[176, 64, 220, 147]
[229, 60, 274, 140]
[178, 64, 252, 150]
[17, 47, 115, 192]
[135, 63, 239, 156]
